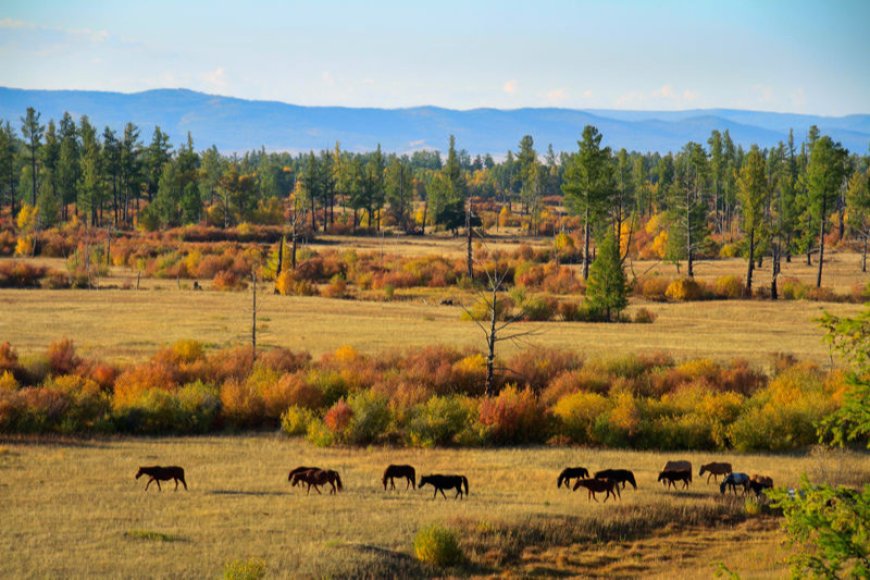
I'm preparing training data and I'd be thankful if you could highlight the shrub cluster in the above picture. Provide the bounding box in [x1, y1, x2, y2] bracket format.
[0, 339, 849, 451]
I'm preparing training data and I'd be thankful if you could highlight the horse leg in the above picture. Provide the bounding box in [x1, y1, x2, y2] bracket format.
[433, 488, 438, 500]
[405, 477, 411, 490]
[181, 477, 188, 491]
[440, 488, 447, 500]
[156, 479, 162, 491]
[145, 478, 153, 491]
[174, 478, 179, 491]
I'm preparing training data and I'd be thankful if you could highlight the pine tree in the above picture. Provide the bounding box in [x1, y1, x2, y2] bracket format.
[20, 107, 44, 207]
[807, 135, 847, 287]
[737, 145, 767, 295]
[585, 230, 628, 322]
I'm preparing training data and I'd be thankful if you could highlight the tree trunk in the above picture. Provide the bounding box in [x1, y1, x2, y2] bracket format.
[466, 198, 473, 280]
[771, 238, 780, 300]
[421, 202, 427, 236]
[863, 236, 868, 273]
[485, 286, 497, 397]
[816, 198, 827, 288]
[745, 230, 755, 297]
[251, 270, 257, 358]
[582, 206, 590, 280]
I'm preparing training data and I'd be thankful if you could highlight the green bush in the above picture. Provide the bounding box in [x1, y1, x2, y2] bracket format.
[413, 525, 464, 567]
[345, 390, 391, 445]
[553, 391, 610, 444]
[406, 395, 474, 447]
[223, 558, 266, 580]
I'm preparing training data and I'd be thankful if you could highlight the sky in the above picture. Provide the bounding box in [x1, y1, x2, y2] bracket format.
[1, 0, 868, 115]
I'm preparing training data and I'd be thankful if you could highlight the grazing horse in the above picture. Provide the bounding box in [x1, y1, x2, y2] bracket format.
[135, 466, 187, 491]
[594, 469, 638, 491]
[573, 478, 620, 502]
[418, 474, 468, 499]
[383, 464, 416, 491]
[557, 467, 589, 489]
[658, 470, 692, 490]
[699, 462, 732, 484]
[294, 469, 343, 495]
[720, 472, 750, 495]
[748, 475, 774, 498]
[288, 466, 321, 486]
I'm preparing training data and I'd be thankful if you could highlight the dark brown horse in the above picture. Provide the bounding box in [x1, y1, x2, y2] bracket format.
[594, 469, 637, 490]
[573, 478, 620, 502]
[383, 464, 416, 490]
[699, 462, 732, 484]
[288, 466, 321, 486]
[418, 474, 468, 499]
[748, 475, 774, 498]
[293, 469, 343, 495]
[658, 469, 692, 490]
[557, 467, 589, 489]
[135, 466, 187, 491]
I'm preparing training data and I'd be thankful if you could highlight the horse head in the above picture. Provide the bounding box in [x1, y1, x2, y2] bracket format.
[135, 467, 145, 480]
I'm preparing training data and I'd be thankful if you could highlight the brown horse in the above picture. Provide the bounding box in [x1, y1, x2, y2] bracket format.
[557, 467, 589, 489]
[573, 478, 620, 502]
[662, 460, 692, 473]
[383, 464, 416, 491]
[135, 466, 187, 491]
[293, 469, 343, 495]
[594, 469, 637, 491]
[699, 462, 732, 484]
[288, 466, 321, 486]
[418, 474, 468, 499]
[658, 469, 692, 490]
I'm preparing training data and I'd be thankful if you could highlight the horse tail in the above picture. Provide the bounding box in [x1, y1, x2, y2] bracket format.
[382, 469, 388, 489]
[335, 472, 343, 492]
[461, 476, 469, 496]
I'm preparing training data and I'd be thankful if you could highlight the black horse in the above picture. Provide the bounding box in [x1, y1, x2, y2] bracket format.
[288, 466, 321, 486]
[383, 464, 416, 490]
[658, 469, 692, 490]
[135, 466, 187, 491]
[557, 467, 589, 489]
[418, 474, 468, 499]
[594, 469, 637, 490]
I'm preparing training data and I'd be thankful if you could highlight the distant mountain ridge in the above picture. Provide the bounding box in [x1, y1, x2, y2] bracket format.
[1, 86, 868, 155]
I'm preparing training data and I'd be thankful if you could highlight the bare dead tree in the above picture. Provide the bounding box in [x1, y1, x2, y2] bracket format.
[462, 260, 538, 397]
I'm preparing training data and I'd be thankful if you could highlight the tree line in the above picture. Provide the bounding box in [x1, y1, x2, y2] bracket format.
[1, 107, 868, 289]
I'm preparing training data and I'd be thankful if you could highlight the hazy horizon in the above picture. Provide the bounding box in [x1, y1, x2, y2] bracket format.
[2, 0, 869, 116]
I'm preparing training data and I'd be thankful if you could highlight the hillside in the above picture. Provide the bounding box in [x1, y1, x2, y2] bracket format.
[1, 86, 868, 154]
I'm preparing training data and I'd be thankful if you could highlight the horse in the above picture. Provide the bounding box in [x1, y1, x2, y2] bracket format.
[748, 475, 774, 498]
[383, 464, 416, 491]
[720, 472, 750, 495]
[658, 470, 692, 490]
[594, 469, 637, 491]
[699, 462, 732, 484]
[293, 469, 343, 495]
[135, 466, 187, 491]
[573, 478, 620, 502]
[557, 467, 589, 489]
[288, 466, 321, 486]
[418, 474, 468, 499]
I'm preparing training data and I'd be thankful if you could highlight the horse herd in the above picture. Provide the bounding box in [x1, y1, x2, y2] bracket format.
[135, 459, 774, 502]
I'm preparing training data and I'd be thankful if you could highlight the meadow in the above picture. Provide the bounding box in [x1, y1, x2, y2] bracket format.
[1, 435, 867, 578]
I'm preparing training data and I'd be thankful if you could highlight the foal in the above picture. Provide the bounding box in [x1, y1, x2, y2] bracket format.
[418, 474, 468, 499]
[135, 466, 187, 491]
[594, 469, 638, 491]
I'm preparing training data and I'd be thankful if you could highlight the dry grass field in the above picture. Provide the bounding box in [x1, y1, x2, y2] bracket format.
[0, 285, 863, 366]
[1, 435, 867, 578]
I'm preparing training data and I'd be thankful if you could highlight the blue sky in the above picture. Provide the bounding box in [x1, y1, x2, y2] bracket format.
[1, 0, 868, 115]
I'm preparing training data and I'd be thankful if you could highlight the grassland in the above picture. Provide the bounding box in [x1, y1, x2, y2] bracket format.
[1, 435, 867, 578]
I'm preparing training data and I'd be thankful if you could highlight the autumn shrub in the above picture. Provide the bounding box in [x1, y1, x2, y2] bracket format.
[460, 295, 514, 322]
[781, 277, 809, 300]
[0, 261, 47, 288]
[0, 342, 21, 378]
[41, 270, 71, 289]
[275, 270, 318, 296]
[541, 368, 610, 406]
[665, 277, 705, 301]
[219, 379, 265, 429]
[520, 294, 559, 321]
[729, 364, 839, 451]
[0, 371, 18, 391]
[323, 397, 354, 438]
[450, 354, 487, 394]
[406, 395, 475, 447]
[263, 372, 324, 417]
[637, 276, 671, 301]
[413, 525, 464, 567]
[339, 390, 392, 445]
[113, 362, 178, 409]
[553, 391, 610, 444]
[280, 405, 315, 436]
[207, 346, 255, 384]
[507, 348, 583, 391]
[213, 269, 248, 291]
[594, 389, 641, 447]
[47, 338, 81, 375]
[175, 381, 221, 433]
[806, 286, 838, 302]
[633, 307, 657, 323]
[714, 275, 745, 299]
[478, 386, 550, 445]
[320, 274, 349, 299]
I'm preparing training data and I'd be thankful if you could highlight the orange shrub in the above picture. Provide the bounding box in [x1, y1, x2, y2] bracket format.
[665, 278, 705, 301]
[213, 269, 248, 291]
[506, 348, 583, 391]
[262, 372, 324, 417]
[478, 386, 550, 444]
[636, 276, 671, 301]
[324, 398, 353, 434]
[113, 362, 178, 409]
[47, 338, 81, 375]
[220, 379, 265, 427]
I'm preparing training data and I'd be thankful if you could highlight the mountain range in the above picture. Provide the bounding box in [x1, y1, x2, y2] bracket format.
[1, 86, 868, 155]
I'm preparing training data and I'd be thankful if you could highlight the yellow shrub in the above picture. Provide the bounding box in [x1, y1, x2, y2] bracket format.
[665, 278, 704, 301]
[553, 391, 610, 443]
[0, 370, 18, 391]
[14, 236, 33, 257]
[333, 345, 359, 365]
[651, 230, 669, 258]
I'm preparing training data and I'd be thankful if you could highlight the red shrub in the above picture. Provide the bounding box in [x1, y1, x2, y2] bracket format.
[478, 386, 549, 444]
[257, 348, 311, 374]
[47, 338, 81, 375]
[324, 398, 353, 434]
[506, 348, 583, 391]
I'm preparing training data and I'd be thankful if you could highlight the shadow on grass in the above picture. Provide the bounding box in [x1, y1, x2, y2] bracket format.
[208, 489, 285, 497]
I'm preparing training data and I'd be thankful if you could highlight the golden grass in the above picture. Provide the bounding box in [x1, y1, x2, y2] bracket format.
[0, 284, 862, 366]
[1, 435, 867, 577]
